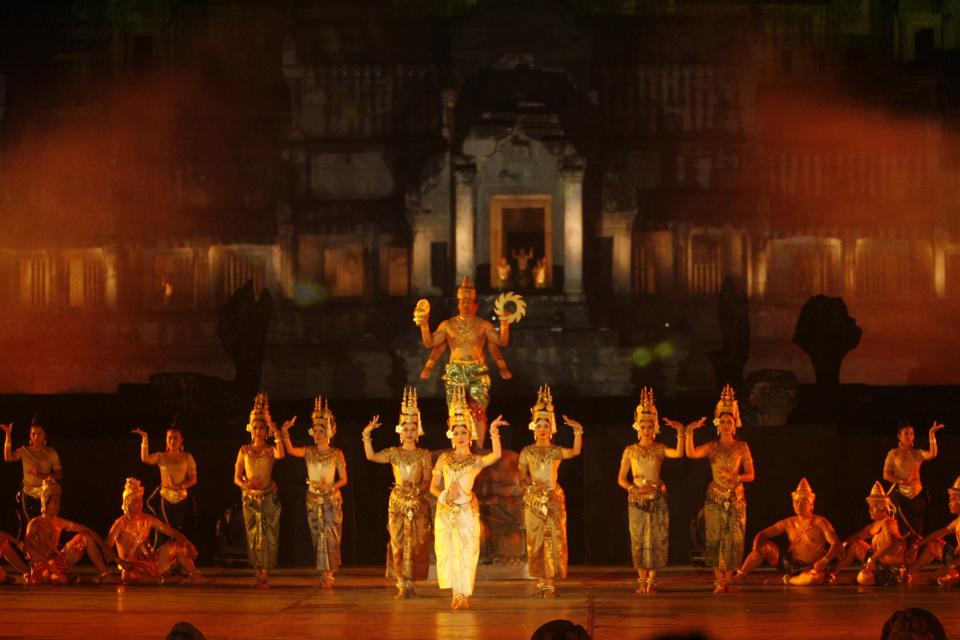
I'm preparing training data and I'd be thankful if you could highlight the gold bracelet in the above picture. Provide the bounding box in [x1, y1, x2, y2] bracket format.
[495, 359, 507, 367]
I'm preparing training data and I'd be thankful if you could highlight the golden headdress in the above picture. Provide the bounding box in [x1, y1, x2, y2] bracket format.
[30, 410, 42, 429]
[396, 386, 424, 436]
[866, 480, 892, 509]
[948, 475, 960, 497]
[529, 384, 556, 434]
[633, 387, 659, 434]
[791, 477, 815, 501]
[309, 395, 336, 438]
[40, 478, 62, 510]
[122, 477, 145, 508]
[456, 275, 477, 301]
[247, 392, 272, 433]
[446, 384, 477, 441]
[713, 384, 742, 428]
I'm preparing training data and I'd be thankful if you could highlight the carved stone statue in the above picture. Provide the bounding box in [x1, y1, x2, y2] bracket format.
[709, 276, 750, 388]
[216, 280, 273, 399]
[792, 295, 862, 387]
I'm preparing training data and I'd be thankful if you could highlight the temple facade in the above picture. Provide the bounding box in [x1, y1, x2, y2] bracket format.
[2, 1, 960, 395]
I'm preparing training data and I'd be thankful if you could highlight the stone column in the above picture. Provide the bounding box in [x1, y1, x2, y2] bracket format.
[103, 247, 119, 309]
[600, 211, 637, 295]
[276, 203, 296, 300]
[561, 156, 586, 300]
[934, 227, 946, 299]
[453, 158, 477, 282]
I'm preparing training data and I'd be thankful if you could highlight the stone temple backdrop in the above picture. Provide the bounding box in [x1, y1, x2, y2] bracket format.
[0, 0, 960, 401]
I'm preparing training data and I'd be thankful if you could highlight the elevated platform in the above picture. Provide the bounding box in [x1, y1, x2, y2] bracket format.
[0, 566, 955, 639]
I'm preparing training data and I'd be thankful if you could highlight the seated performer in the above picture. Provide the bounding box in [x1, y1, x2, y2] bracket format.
[617, 387, 690, 594]
[234, 392, 288, 588]
[430, 385, 506, 610]
[362, 386, 433, 598]
[518, 384, 583, 598]
[132, 421, 198, 539]
[883, 420, 944, 539]
[835, 481, 908, 586]
[23, 479, 113, 584]
[2, 415, 63, 529]
[0, 530, 27, 582]
[282, 395, 347, 588]
[735, 477, 841, 585]
[105, 478, 208, 584]
[911, 475, 960, 586]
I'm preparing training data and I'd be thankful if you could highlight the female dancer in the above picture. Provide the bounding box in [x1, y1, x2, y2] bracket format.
[282, 395, 347, 588]
[882, 420, 945, 539]
[687, 384, 755, 593]
[233, 392, 289, 588]
[2, 415, 62, 530]
[518, 384, 583, 598]
[362, 386, 433, 598]
[617, 387, 695, 594]
[131, 422, 198, 539]
[430, 385, 506, 609]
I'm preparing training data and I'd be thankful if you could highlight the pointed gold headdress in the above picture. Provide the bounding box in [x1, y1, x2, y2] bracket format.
[456, 275, 477, 301]
[40, 478, 62, 511]
[633, 387, 659, 434]
[791, 477, 815, 501]
[528, 384, 556, 434]
[446, 384, 477, 441]
[396, 386, 424, 436]
[948, 475, 960, 498]
[247, 392, 272, 433]
[866, 480, 892, 510]
[309, 395, 336, 438]
[713, 384, 742, 428]
[122, 477, 145, 509]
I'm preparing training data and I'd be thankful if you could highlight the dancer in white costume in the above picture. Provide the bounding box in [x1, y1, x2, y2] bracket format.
[430, 385, 506, 610]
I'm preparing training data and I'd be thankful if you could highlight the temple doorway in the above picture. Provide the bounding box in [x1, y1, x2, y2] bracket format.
[489, 195, 552, 291]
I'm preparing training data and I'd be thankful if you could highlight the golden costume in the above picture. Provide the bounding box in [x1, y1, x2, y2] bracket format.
[622, 389, 672, 573]
[385, 447, 433, 584]
[24, 481, 90, 585]
[520, 386, 570, 584]
[107, 478, 202, 583]
[434, 452, 483, 597]
[884, 446, 929, 536]
[703, 386, 753, 573]
[240, 394, 281, 572]
[624, 443, 670, 570]
[304, 396, 345, 575]
[433, 386, 484, 601]
[852, 481, 908, 586]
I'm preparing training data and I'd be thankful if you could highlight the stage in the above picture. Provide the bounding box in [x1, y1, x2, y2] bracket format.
[0, 567, 955, 640]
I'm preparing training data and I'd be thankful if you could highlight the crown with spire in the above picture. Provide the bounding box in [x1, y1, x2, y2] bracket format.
[446, 384, 477, 441]
[791, 477, 815, 501]
[633, 387, 660, 434]
[309, 395, 336, 438]
[247, 392, 273, 433]
[456, 275, 477, 301]
[529, 384, 556, 434]
[713, 384, 742, 428]
[396, 386, 424, 436]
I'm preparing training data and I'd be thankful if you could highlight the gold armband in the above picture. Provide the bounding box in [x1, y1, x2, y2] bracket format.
[496, 359, 507, 368]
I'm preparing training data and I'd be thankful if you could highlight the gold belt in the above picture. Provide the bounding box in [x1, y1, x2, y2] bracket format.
[706, 481, 744, 510]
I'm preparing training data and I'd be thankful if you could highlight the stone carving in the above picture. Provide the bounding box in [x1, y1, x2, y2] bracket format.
[793, 295, 862, 387]
[216, 280, 273, 399]
[742, 369, 799, 427]
[709, 276, 750, 387]
[475, 449, 526, 565]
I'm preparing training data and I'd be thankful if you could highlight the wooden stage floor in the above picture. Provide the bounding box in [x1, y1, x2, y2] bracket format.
[0, 566, 956, 640]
